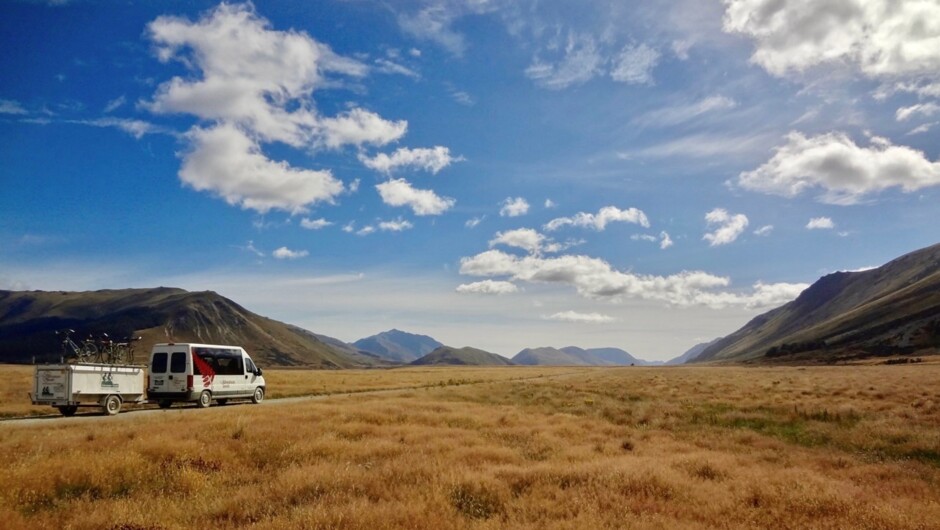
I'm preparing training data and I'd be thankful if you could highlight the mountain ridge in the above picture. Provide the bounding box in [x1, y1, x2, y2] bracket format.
[352, 329, 443, 363]
[411, 346, 513, 366]
[695, 243, 940, 363]
[0, 288, 381, 368]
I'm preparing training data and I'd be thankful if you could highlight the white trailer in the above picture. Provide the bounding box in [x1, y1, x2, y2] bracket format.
[31, 363, 146, 416]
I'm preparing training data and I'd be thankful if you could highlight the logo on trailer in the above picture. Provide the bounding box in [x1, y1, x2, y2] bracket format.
[101, 373, 119, 389]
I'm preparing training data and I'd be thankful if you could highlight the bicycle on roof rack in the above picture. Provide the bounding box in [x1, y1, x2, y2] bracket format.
[96, 334, 142, 364]
[57, 329, 98, 363]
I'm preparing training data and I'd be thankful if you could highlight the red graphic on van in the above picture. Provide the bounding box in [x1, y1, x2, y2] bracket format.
[192, 352, 216, 387]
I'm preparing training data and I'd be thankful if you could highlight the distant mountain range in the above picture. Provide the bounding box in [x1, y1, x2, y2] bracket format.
[411, 346, 513, 366]
[0, 288, 385, 368]
[352, 329, 443, 363]
[695, 242, 940, 363]
[12, 240, 931, 371]
[511, 346, 656, 366]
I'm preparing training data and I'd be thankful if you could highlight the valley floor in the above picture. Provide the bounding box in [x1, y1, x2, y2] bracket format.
[1, 364, 939, 529]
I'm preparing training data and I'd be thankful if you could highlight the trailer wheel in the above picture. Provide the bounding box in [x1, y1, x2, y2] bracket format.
[158, 400, 172, 409]
[103, 395, 122, 416]
[57, 405, 78, 417]
[197, 390, 212, 408]
[251, 386, 264, 404]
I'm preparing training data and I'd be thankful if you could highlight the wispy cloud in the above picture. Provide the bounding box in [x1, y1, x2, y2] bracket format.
[526, 33, 604, 90]
[300, 218, 332, 230]
[806, 217, 835, 230]
[456, 280, 520, 295]
[753, 225, 774, 236]
[610, 43, 660, 85]
[273, 247, 309, 259]
[544, 310, 615, 323]
[0, 99, 28, 115]
[103, 95, 126, 113]
[378, 218, 414, 232]
[635, 95, 737, 127]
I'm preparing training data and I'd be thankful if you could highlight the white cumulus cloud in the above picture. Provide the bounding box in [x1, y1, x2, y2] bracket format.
[499, 197, 530, 217]
[489, 228, 545, 255]
[143, 4, 416, 213]
[146, 4, 370, 147]
[545, 206, 650, 231]
[376, 178, 455, 216]
[703, 208, 748, 246]
[317, 108, 408, 149]
[723, 0, 940, 83]
[735, 132, 940, 205]
[359, 146, 461, 174]
[459, 249, 807, 309]
[273, 246, 309, 259]
[180, 123, 344, 214]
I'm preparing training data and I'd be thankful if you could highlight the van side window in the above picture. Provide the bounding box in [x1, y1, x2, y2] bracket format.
[245, 358, 256, 373]
[151, 352, 167, 373]
[170, 351, 187, 373]
[214, 354, 242, 375]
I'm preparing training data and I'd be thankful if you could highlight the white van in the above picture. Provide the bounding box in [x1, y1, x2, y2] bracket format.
[147, 343, 265, 408]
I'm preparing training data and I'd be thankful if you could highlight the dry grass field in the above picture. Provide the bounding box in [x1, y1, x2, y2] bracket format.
[0, 365, 586, 418]
[1, 364, 939, 529]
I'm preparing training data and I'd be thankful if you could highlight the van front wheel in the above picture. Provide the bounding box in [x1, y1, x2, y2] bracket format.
[197, 390, 212, 408]
[252, 387, 264, 404]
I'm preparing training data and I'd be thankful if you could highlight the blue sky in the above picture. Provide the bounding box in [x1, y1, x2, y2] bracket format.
[2, 0, 938, 360]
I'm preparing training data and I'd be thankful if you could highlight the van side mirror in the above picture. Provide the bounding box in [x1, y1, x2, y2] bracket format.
[254, 368, 263, 376]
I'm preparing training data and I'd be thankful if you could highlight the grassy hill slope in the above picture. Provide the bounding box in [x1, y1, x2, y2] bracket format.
[0, 287, 381, 368]
[695, 243, 940, 363]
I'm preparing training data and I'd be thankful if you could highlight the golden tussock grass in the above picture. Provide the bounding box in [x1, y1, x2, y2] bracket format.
[0, 364, 588, 417]
[0, 364, 939, 529]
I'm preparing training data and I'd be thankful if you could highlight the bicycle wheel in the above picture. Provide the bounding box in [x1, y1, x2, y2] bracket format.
[121, 344, 133, 364]
[112, 345, 127, 364]
[83, 343, 100, 363]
